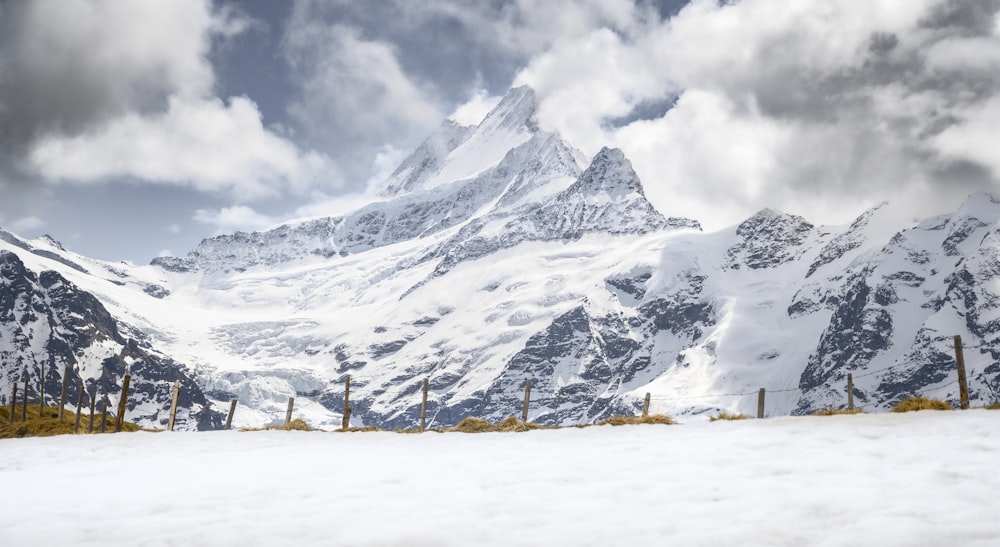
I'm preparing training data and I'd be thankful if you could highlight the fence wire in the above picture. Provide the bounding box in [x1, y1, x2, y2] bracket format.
[644, 355, 993, 407]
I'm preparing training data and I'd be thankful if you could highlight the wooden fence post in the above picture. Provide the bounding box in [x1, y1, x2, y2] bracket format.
[39, 360, 45, 416]
[88, 392, 96, 433]
[847, 373, 855, 411]
[642, 392, 651, 418]
[100, 399, 108, 433]
[285, 397, 295, 427]
[21, 371, 28, 422]
[38, 361, 45, 418]
[342, 375, 351, 430]
[225, 399, 238, 430]
[73, 387, 84, 433]
[757, 388, 766, 419]
[521, 379, 532, 423]
[114, 374, 131, 432]
[167, 380, 180, 431]
[58, 364, 71, 422]
[8, 382, 16, 424]
[954, 335, 970, 410]
[420, 378, 429, 432]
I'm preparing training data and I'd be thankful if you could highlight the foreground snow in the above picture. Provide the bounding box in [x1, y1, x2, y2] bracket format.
[3, 411, 998, 546]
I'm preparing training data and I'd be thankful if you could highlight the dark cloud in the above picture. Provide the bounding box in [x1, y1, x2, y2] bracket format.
[921, 0, 1000, 33]
[695, 0, 1000, 198]
[602, 94, 678, 129]
[868, 32, 899, 56]
[0, 0, 214, 187]
[651, 0, 690, 18]
[279, 0, 531, 187]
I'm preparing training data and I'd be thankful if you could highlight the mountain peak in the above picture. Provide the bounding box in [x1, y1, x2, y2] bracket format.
[955, 190, 1000, 221]
[477, 85, 538, 134]
[35, 234, 66, 251]
[563, 147, 644, 199]
[528, 146, 697, 237]
[376, 119, 476, 197]
[373, 85, 540, 199]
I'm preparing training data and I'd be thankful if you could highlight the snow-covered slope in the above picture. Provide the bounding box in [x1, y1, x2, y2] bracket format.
[0, 241, 220, 430]
[2, 85, 999, 430]
[6, 412, 1000, 546]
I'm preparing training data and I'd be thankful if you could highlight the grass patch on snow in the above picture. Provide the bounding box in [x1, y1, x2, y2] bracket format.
[337, 426, 380, 433]
[448, 416, 549, 433]
[0, 405, 142, 439]
[710, 412, 751, 421]
[596, 414, 674, 426]
[240, 418, 315, 432]
[495, 416, 548, 432]
[813, 408, 865, 416]
[985, 402, 1000, 410]
[451, 417, 495, 433]
[892, 396, 952, 413]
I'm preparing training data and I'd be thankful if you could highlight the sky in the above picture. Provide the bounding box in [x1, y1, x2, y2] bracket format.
[1, 0, 999, 263]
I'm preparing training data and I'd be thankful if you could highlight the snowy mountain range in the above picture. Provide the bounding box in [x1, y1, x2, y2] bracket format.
[2, 85, 998, 430]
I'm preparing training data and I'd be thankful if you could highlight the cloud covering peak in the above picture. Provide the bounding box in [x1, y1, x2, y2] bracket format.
[513, 0, 1000, 229]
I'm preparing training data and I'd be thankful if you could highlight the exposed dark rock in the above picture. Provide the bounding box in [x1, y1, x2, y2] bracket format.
[0, 250, 222, 430]
[727, 209, 814, 270]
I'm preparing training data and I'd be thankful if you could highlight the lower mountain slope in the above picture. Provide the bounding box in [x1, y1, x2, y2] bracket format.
[0, 249, 221, 430]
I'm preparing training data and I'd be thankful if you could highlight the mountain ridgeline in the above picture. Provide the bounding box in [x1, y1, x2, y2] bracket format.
[2, 85, 999, 430]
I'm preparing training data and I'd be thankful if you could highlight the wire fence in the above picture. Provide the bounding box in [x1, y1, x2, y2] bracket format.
[2, 336, 996, 432]
[642, 352, 993, 418]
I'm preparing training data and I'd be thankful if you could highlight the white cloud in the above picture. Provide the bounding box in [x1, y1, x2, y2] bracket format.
[449, 90, 502, 126]
[8, 216, 45, 234]
[933, 97, 1000, 178]
[4, 0, 336, 200]
[30, 95, 338, 200]
[282, 12, 444, 181]
[611, 90, 791, 223]
[291, 192, 377, 221]
[363, 145, 412, 194]
[193, 205, 276, 234]
[515, 0, 999, 229]
[926, 36, 1000, 72]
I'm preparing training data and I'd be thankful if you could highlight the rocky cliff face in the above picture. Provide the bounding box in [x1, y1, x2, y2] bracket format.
[0, 250, 222, 430]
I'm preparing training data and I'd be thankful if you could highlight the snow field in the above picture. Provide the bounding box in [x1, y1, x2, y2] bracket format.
[2, 410, 999, 546]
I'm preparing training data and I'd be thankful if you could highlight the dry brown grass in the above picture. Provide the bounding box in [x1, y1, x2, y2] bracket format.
[710, 411, 751, 421]
[240, 418, 315, 432]
[813, 408, 865, 416]
[337, 426, 380, 433]
[985, 402, 1000, 410]
[0, 405, 142, 439]
[596, 414, 674, 426]
[450, 417, 497, 433]
[393, 428, 426, 434]
[891, 396, 952, 413]
[447, 416, 549, 433]
[495, 416, 548, 432]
